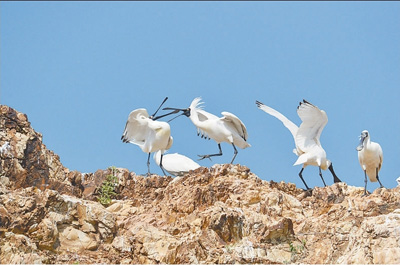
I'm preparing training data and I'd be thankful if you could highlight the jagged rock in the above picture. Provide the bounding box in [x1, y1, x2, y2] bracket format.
[337, 209, 400, 264]
[0, 232, 46, 264]
[0, 105, 82, 197]
[29, 217, 59, 251]
[1, 105, 400, 264]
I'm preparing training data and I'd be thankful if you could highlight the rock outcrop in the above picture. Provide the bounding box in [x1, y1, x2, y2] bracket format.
[0, 105, 83, 197]
[1, 105, 400, 264]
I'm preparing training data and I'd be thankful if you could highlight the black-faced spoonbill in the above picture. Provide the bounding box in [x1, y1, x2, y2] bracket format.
[356, 130, 384, 196]
[153, 150, 201, 177]
[163, 97, 251, 164]
[256, 100, 341, 190]
[121, 97, 174, 176]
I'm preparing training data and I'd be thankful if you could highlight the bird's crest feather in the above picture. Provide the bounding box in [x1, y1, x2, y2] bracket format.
[190, 97, 204, 111]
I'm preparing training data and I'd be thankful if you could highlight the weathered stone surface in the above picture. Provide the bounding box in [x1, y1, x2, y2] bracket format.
[1, 105, 400, 264]
[58, 226, 99, 251]
[0, 105, 82, 197]
[0, 232, 46, 264]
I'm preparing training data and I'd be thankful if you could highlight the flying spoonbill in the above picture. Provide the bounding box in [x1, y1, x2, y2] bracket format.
[256, 99, 341, 190]
[121, 97, 175, 176]
[153, 150, 201, 177]
[163, 97, 251, 164]
[356, 130, 384, 196]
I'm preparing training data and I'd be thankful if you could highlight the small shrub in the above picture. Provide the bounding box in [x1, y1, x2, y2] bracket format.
[287, 239, 307, 262]
[98, 166, 119, 206]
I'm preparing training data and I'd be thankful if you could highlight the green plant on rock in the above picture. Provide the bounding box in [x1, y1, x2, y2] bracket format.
[287, 238, 307, 263]
[98, 166, 119, 206]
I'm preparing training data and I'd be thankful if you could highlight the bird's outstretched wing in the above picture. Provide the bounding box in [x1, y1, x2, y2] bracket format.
[256, 100, 298, 141]
[221, 111, 248, 141]
[295, 100, 328, 152]
[121, 108, 151, 146]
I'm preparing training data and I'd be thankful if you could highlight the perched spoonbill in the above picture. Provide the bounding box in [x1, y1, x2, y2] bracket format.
[121, 97, 173, 176]
[163, 97, 251, 164]
[256, 99, 341, 190]
[153, 150, 201, 177]
[356, 130, 384, 196]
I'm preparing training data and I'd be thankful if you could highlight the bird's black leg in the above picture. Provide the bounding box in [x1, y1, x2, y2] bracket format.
[362, 170, 368, 197]
[230, 143, 238, 164]
[147, 153, 151, 176]
[159, 153, 168, 176]
[328, 163, 342, 183]
[376, 168, 384, 188]
[198, 143, 223, 161]
[319, 167, 327, 187]
[298, 167, 311, 191]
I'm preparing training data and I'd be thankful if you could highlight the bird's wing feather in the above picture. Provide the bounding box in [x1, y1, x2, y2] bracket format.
[121, 108, 152, 145]
[221, 111, 248, 141]
[293, 153, 309, 166]
[256, 101, 298, 142]
[295, 100, 328, 152]
[194, 109, 218, 139]
[197, 109, 219, 121]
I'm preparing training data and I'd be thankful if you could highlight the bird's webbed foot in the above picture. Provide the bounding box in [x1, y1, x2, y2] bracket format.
[361, 191, 371, 197]
[197, 154, 212, 161]
[303, 188, 313, 197]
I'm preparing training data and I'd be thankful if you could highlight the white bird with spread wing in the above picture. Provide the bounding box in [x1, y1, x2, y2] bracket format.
[256, 99, 341, 190]
[121, 97, 175, 176]
[356, 130, 384, 196]
[163, 97, 251, 164]
[153, 150, 201, 177]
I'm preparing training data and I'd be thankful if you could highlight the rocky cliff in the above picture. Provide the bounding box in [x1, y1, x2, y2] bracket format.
[1, 105, 400, 264]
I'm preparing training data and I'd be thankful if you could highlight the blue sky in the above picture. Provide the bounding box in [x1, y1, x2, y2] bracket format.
[1, 2, 399, 190]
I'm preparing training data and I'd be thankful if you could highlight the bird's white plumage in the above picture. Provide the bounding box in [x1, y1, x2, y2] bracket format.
[221, 112, 249, 142]
[121, 109, 149, 146]
[256, 100, 330, 170]
[357, 130, 383, 182]
[121, 107, 173, 175]
[153, 150, 201, 176]
[296, 101, 328, 153]
[121, 108, 173, 154]
[188, 97, 250, 149]
[256, 103, 298, 154]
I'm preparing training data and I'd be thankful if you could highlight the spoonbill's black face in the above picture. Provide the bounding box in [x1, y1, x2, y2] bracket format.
[182, 108, 191, 117]
[356, 131, 369, 151]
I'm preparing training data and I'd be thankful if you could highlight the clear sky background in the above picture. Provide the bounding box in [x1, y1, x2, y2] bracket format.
[1, 2, 399, 191]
